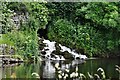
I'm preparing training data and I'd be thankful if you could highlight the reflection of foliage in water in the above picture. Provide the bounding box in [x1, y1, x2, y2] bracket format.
[15, 62, 41, 78]
[1, 62, 41, 79]
[55, 63, 120, 79]
[1, 60, 119, 79]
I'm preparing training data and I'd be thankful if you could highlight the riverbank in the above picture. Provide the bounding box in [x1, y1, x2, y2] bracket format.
[0, 55, 23, 64]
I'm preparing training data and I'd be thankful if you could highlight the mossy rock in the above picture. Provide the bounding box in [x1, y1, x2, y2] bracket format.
[52, 50, 74, 59]
[74, 48, 85, 55]
[61, 51, 74, 59]
[38, 39, 46, 50]
[52, 50, 60, 55]
[55, 43, 61, 51]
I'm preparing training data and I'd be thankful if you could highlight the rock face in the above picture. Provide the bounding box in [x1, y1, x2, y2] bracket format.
[0, 44, 15, 55]
[12, 12, 28, 29]
[39, 38, 87, 60]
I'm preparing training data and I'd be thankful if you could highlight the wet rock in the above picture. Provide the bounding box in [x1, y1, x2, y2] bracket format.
[52, 50, 60, 55]
[52, 51, 74, 59]
[38, 39, 46, 50]
[41, 51, 46, 55]
[51, 54, 55, 58]
[55, 43, 61, 51]
[51, 54, 57, 59]
[61, 51, 74, 59]
[75, 48, 85, 55]
[76, 57, 80, 59]
[42, 56, 46, 59]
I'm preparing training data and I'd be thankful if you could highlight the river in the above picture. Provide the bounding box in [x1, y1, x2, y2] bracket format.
[0, 58, 120, 79]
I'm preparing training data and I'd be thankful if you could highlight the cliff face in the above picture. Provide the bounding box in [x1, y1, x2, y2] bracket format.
[12, 12, 29, 30]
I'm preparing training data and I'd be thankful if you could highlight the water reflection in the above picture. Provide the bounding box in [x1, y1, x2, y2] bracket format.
[42, 60, 55, 78]
[0, 58, 120, 79]
[0, 62, 41, 79]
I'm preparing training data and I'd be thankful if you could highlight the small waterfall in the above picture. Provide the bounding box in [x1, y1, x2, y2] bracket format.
[59, 44, 87, 59]
[39, 38, 87, 60]
[42, 40, 56, 59]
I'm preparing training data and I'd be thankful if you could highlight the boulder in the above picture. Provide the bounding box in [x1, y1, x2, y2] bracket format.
[52, 51, 74, 60]
[38, 39, 46, 50]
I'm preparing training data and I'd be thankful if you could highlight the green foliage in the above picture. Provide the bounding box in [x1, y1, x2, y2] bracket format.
[76, 2, 119, 28]
[6, 2, 49, 30]
[1, 2, 120, 58]
[47, 2, 120, 57]
[1, 2, 49, 60]
[25, 2, 48, 29]
[1, 30, 38, 59]
[0, 34, 14, 46]
[48, 19, 98, 57]
[1, 2, 15, 34]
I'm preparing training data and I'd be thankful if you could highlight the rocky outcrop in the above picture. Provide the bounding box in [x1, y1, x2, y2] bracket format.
[0, 44, 15, 55]
[0, 44, 23, 63]
[12, 12, 28, 29]
[52, 51, 74, 59]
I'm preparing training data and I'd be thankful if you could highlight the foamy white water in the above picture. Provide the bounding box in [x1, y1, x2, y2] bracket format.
[59, 44, 87, 59]
[40, 38, 87, 60]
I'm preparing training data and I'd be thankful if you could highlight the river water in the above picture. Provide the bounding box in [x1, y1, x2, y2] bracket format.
[0, 58, 120, 79]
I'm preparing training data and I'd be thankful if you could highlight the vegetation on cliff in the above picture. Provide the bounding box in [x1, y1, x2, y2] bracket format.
[0, 2, 120, 59]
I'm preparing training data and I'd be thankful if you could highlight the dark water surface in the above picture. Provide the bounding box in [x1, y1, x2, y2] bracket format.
[0, 58, 120, 79]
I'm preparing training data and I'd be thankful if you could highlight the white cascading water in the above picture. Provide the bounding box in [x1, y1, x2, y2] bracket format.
[39, 38, 87, 60]
[42, 39, 56, 59]
[59, 44, 87, 59]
